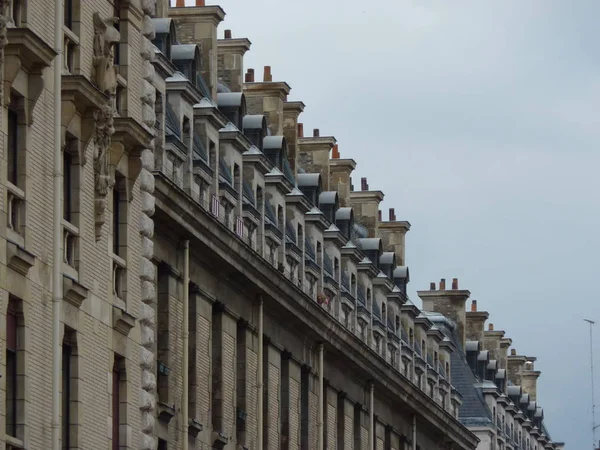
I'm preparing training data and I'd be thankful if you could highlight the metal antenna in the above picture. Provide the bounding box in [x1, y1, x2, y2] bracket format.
[584, 319, 597, 449]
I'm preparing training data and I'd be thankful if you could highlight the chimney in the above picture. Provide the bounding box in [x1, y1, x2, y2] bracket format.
[419, 282, 471, 348]
[471, 300, 477, 311]
[488, 323, 494, 331]
[170, 3, 225, 100]
[497, 337, 512, 369]
[439, 278, 446, 290]
[244, 69, 291, 136]
[297, 122, 304, 138]
[361, 177, 368, 191]
[483, 326, 507, 367]
[349, 180, 384, 237]
[263, 65, 272, 82]
[430, 282, 436, 290]
[176, 0, 185, 6]
[283, 101, 305, 178]
[218, 33, 251, 92]
[452, 278, 458, 290]
[332, 144, 340, 159]
[511, 349, 516, 356]
[330, 156, 357, 207]
[522, 366, 541, 401]
[507, 350, 531, 389]
[378, 210, 382, 222]
[298, 130, 336, 190]
[465, 302, 489, 343]
[379, 208, 410, 265]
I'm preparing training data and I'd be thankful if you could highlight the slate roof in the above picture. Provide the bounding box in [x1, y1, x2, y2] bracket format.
[424, 312, 493, 428]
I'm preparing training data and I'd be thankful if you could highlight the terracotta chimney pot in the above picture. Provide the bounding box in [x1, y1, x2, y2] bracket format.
[360, 177, 368, 191]
[378, 210, 382, 222]
[452, 278, 458, 290]
[389, 208, 396, 221]
[263, 66, 272, 82]
[176, 0, 185, 6]
[439, 278, 446, 290]
[196, 0, 205, 5]
[489, 323, 494, 331]
[511, 349, 517, 356]
[430, 282, 436, 290]
[332, 144, 340, 159]
[471, 300, 477, 312]
[224, 29, 232, 39]
[298, 123, 304, 138]
[245, 69, 254, 83]
[313, 128, 320, 137]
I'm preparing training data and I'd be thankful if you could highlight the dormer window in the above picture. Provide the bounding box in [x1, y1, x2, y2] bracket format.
[242, 115, 268, 150]
[151, 18, 177, 60]
[318, 191, 338, 224]
[297, 173, 322, 205]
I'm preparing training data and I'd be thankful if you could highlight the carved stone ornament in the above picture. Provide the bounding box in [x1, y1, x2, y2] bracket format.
[93, 103, 115, 239]
[92, 12, 120, 96]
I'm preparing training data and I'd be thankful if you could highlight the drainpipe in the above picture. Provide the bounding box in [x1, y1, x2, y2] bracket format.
[412, 414, 417, 450]
[317, 343, 324, 450]
[369, 382, 374, 450]
[51, 0, 64, 449]
[182, 240, 190, 450]
[257, 296, 264, 450]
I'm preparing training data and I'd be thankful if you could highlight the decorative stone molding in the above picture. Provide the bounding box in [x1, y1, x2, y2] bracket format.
[7, 240, 35, 276]
[188, 418, 203, 437]
[63, 275, 89, 308]
[138, 2, 158, 450]
[113, 306, 137, 336]
[157, 401, 176, 424]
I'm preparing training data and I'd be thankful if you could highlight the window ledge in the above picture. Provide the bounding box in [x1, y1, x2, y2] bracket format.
[5, 27, 56, 72]
[7, 230, 25, 250]
[62, 263, 78, 281]
[112, 305, 136, 336]
[63, 274, 88, 308]
[7, 239, 34, 276]
[5, 434, 25, 449]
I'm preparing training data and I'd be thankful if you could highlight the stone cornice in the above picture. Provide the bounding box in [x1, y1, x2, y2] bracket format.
[169, 5, 226, 26]
[217, 37, 251, 55]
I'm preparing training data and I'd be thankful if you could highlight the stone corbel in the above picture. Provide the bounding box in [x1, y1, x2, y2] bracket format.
[157, 402, 176, 424]
[211, 432, 228, 449]
[63, 275, 89, 309]
[7, 240, 35, 276]
[113, 305, 136, 336]
[188, 419, 203, 437]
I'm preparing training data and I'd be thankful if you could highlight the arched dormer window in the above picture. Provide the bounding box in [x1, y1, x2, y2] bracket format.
[217, 92, 247, 130]
[318, 191, 338, 224]
[151, 18, 177, 60]
[242, 115, 268, 150]
[171, 44, 202, 88]
[297, 173, 322, 205]
[335, 207, 354, 240]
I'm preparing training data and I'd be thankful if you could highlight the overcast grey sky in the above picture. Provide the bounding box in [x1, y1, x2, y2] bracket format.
[181, 1, 600, 446]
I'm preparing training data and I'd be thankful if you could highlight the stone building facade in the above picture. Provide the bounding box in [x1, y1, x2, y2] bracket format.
[0, 0, 562, 450]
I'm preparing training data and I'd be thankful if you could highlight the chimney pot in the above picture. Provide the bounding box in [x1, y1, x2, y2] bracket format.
[176, 0, 185, 6]
[452, 278, 458, 290]
[378, 210, 382, 222]
[471, 300, 477, 312]
[430, 282, 436, 290]
[313, 128, 320, 137]
[245, 69, 255, 83]
[196, 0, 205, 5]
[439, 278, 446, 290]
[360, 177, 368, 191]
[263, 66, 272, 82]
[511, 349, 517, 356]
[298, 123, 304, 138]
[489, 323, 494, 331]
[332, 144, 340, 159]
[224, 29, 232, 39]
[389, 208, 396, 221]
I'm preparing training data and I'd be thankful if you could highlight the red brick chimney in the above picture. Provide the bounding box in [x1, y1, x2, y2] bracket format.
[298, 123, 304, 138]
[332, 144, 340, 159]
[263, 65, 272, 82]
[489, 323, 494, 331]
[196, 0, 205, 5]
[389, 208, 396, 221]
[313, 128, 320, 137]
[224, 29, 232, 39]
[378, 210, 382, 222]
[439, 278, 446, 290]
[452, 278, 458, 290]
[430, 282, 436, 290]
[176, 0, 185, 6]
[471, 300, 477, 312]
[244, 68, 254, 83]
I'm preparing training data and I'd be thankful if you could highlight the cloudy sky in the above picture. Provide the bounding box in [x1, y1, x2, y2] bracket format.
[180, 0, 600, 446]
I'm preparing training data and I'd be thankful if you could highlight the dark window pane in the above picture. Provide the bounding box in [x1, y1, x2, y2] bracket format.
[112, 366, 120, 450]
[63, 152, 72, 222]
[113, 188, 120, 255]
[7, 109, 18, 185]
[62, 344, 72, 450]
[5, 348, 17, 437]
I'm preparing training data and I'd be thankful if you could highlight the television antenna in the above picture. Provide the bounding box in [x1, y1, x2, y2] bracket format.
[584, 319, 598, 449]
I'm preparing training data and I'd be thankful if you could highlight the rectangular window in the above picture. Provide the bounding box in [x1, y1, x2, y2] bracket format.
[112, 358, 123, 450]
[7, 107, 19, 186]
[113, 0, 121, 66]
[5, 306, 17, 437]
[63, 151, 73, 222]
[62, 342, 72, 450]
[64, 0, 73, 29]
[112, 184, 121, 255]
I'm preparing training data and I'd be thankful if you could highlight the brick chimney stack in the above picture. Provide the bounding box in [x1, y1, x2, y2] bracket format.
[430, 282, 436, 290]
[332, 144, 340, 159]
[471, 300, 477, 311]
[244, 65, 291, 135]
[389, 208, 396, 221]
[170, 2, 225, 99]
[283, 100, 305, 178]
[313, 128, 320, 137]
[378, 210, 382, 222]
[224, 29, 232, 39]
[361, 177, 368, 191]
[218, 31, 251, 92]
[263, 65, 272, 82]
[419, 279, 471, 348]
[465, 298, 489, 343]
[176, 0, 184, 6]
[379, 206, 410, 265]
[452, 278, 458, 290]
